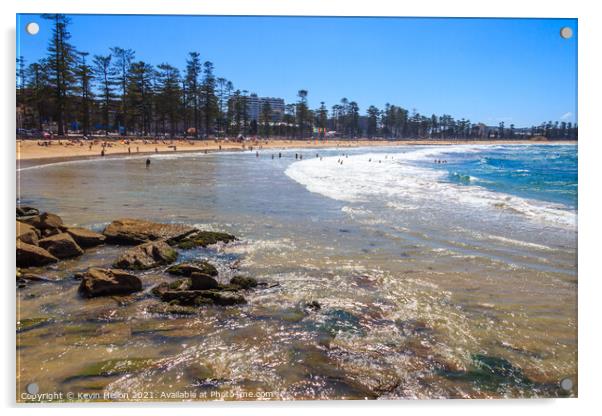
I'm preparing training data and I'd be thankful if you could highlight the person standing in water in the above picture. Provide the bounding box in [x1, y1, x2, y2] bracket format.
[146, 158, 151, 167]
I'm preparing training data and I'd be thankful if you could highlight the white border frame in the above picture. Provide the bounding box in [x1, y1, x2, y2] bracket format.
[3, 1, 600, 415]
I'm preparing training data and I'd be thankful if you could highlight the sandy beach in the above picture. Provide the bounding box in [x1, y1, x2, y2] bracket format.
[16, 137, 569, 161]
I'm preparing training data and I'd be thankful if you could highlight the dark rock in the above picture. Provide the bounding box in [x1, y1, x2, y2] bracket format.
[16, 241, 58, 267]
[113, 240, 178, 270]
[305, 300, 321, 311]
[200, 291, 247, 306]
[159, 290, 204, 305]
[166, 261, 218, 277]
[38, 232, 84, 259]
[22, 212, 64, 231]
[16, 221, 39, 245]
[229, 275, 258, 289]
[176, 230, 236, 249]
[66, 227, 106, 247]
[150, 282, 170, 297]
[150, 279, 189, 297]
[103, 218, 196, 245]
[72, 271, 86, 280]
[160, 289, 246, 306]
[190, 273, 219, 290]
[16, 206, 39, 218]
[41, 228, 61, 237]
[78, 268, 142, 298]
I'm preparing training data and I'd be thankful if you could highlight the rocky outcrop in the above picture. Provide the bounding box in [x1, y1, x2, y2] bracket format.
[166, 261, 218, 277]
[229, 275, 258, 289]
[16, 206, 40, 218]
[78, 268, 142, 298]
[113, 240, 178, 270]
[160, 289, 247, 306]
[16, 241, 58, 267]
[176, 230, 236, 249]
[190, 273, 220, 290]
[103, 218, 196, 245]
[38, 233, 84, 259]
[17, 221, 40, 245]
[21, 212, 64, 235]
[65, 227, 106, 248]
[17, 268, 51, 282]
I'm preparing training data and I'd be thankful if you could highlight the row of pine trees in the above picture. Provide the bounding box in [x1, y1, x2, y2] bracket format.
[16, 14, 578, 141]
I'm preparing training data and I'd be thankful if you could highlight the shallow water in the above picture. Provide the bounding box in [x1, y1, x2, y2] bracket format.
[17, 144, 577, 401]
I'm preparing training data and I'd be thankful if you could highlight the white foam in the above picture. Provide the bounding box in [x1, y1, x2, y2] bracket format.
[285, 145, 576, 229]
[486, 235, 555, 251]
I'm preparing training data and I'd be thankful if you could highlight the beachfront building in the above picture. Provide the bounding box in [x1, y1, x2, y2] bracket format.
[230, 94, 285, 122]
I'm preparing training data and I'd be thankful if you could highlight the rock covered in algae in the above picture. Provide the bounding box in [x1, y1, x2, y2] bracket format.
[176, 230, 236, 249]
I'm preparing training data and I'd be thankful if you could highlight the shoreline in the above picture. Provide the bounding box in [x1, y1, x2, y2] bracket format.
[16, 138, 576, 164]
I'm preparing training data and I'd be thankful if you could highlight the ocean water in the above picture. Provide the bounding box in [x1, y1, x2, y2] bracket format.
[17, 144, 577, 400]
[286, 144, 577, 229]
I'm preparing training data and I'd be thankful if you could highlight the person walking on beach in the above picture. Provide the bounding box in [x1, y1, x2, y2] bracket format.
[279, 152, 282, 158]
[146, 158, 151, 167]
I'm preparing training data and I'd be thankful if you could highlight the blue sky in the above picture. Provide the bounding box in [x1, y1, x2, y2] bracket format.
[16, 14, 577, 127]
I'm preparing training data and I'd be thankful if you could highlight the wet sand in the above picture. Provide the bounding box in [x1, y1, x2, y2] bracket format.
[16, 138, 569, 162]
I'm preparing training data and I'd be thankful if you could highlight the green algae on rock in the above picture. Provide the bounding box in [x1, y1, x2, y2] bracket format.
[166, 261, 218, 277]
[17, 317, 52, 333]
[176, 231, 236, 249]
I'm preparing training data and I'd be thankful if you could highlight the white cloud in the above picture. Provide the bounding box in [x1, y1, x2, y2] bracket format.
[560, 112, 573, 121]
